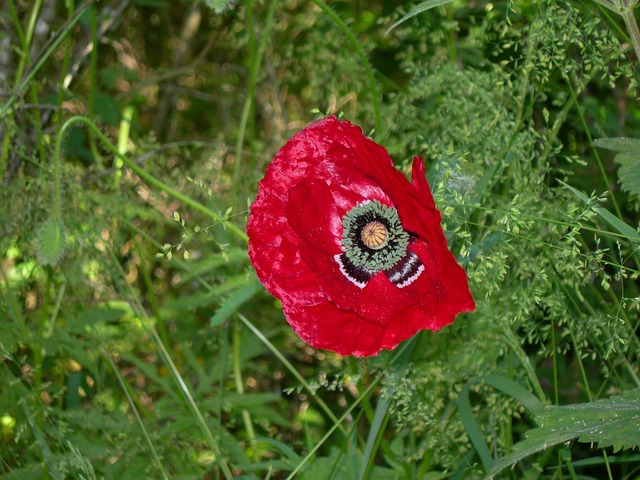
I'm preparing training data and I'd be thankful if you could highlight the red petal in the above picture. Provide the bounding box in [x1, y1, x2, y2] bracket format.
[283, 301, 388, 357]
[411, 156, 436, 208]
[408, 240, 475, 328]
[248, 116, 475, 357]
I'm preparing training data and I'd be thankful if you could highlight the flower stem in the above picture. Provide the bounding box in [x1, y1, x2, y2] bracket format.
[233, 0, 277, 181]
[0, 3, 89, 118]
[312, 0, 382, 134]
[52, 116, 248, 242]
[621, 0, 640, 62]
[232, 318, 259, 457]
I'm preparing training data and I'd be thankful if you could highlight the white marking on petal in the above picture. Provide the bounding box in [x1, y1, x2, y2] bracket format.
[387, 250, 425, 288]
[334, 254, 367, 289]
[396, 263, 425, 288]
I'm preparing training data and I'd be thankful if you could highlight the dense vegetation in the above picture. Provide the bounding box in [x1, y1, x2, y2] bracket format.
[2, 0, 640, 478]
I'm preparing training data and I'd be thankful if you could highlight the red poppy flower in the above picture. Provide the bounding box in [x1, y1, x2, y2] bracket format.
[247, 116, 475, 357]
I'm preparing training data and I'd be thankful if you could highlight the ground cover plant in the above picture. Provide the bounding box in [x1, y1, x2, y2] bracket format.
[2, 0, 640, 478]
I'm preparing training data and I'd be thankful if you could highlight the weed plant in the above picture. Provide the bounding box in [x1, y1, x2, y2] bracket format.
[2, 0, 640, 479]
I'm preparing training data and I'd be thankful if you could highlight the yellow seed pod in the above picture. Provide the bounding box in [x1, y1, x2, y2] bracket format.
[361, 221, 388, 250]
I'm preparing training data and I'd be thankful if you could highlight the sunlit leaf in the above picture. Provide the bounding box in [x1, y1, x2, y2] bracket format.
[486, 388, 640, 479]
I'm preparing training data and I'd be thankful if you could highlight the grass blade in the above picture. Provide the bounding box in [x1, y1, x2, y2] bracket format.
[386, 0, 457, 35]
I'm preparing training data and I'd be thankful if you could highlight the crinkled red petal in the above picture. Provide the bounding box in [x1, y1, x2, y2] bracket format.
[247, 116, 475, 356]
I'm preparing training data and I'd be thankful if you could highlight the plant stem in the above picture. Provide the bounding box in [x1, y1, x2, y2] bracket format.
[0, 3, 90, 118]
[105, 248, 235, 480]
[53, 116, 248, 242]
[312, 0, 382, 134]
[14, 0, 42, 85]
[103, 349, 170, 480]
[88, 1, 104, 168]
[237, 313, 348, 437]
[1, 0, 41, 180]
[1, 3, 90, 179]
[621, 0, 640, 62]
[564, 71, 623, 219]
[233, 0, 277, 182]
[232, 318, 258, 457]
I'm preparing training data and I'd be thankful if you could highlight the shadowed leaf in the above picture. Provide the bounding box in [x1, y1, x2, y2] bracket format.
[594, 137, 640, 198]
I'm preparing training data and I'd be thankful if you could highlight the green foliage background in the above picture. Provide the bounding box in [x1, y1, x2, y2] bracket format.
[2, 0, 640, 478]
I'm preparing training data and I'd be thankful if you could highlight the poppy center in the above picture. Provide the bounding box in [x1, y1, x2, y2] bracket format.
[340, 200, 409, 272]
[361, 221, 388, 250]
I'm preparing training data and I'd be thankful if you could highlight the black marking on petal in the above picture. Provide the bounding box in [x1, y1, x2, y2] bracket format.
[384, 249, 424, 288]
[335, 253, 375, 289]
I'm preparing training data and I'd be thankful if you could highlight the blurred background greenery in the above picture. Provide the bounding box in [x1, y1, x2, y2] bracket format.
[2, 0, 640, 478]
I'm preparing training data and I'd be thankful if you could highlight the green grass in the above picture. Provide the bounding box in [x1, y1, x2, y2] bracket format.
[2, 0, 640, 479]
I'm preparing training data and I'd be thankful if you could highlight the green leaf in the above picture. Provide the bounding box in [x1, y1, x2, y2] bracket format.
[594, 137, 640, 198]
[459, 384, 494, 473]
[486, 388, 640, 479]
[561, 181, 640, 243]
[614, 152, 640, 198]
[359, 339, 416, 480]
[210, 274, 262, 326]
[35, 218, 66, 266]
[251, 436, 302, 466]
[386, 0, 457, 35]
[94, 92, 121, 126]
[593, 137, 640, 153]
[484, 374, 545, 416]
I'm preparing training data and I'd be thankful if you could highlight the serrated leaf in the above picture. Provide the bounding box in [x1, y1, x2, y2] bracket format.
[486, 388, 640, 479]
[614, 152, 640, 198]
[35, 218, 66, 266]
[594, 137, 640, 198]
[593, 137, 640, 153]
[210, 274, 262, 326]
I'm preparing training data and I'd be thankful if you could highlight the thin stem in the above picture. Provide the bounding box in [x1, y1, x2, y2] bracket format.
[2, 0, 40, 179]
[102, 349, 169, 480]
[233, 318, 259, 456]
[285, 370, 382, 480]
[621, 0, 640, 62]
[1, 3, 90, 179]
[88, 1, 104, 168]
[0, 3, 90, 117]
[237, 313, 348, 437]
[233, 0, 277, 181]
[312, 0, 382, 134]
[564, 72, 623, 219]
[13, 0, 42, 86]
[105, 248, 235, 480]
[445, 6, 457, 64]
[52, 116, 248, 242]
[550, 317, 559, 405]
